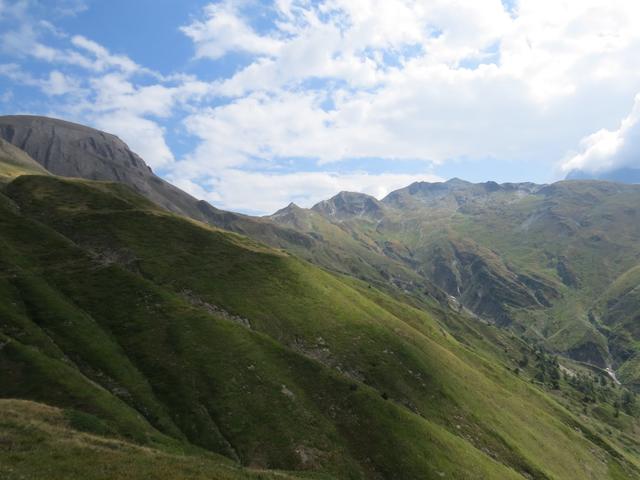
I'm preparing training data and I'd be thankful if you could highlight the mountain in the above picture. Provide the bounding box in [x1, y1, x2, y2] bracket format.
[0, 115, 444, 304]
[312, 191, 386, 221]
[271, 178, 640, 383]
[4, 116, 640, 381]
[5, 116, 640, 381]
[2, 121, 640, 478]
[0, 137, 49, 183]
[0, 115, 319, 254]
[0, 115, 208, 218]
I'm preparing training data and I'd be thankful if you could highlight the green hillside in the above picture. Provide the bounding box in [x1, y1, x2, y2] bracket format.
[0, 139, 49, 184]
[593, 265, 640, 389]
[265, 180, 640, 388]
[1, 152, 640, 478]
[0, 399, 322, 480]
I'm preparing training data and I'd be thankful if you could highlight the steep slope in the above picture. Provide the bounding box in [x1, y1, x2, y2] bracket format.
[0, 115, 203, 216]
[592, 265, 640, 389]
[0, 115, 445, 307]
[0, 115, 317, 251]
[271, 179, 640, 382]
[4, 117, 637, 373]
[1, 166, 639, 477]
[0, 138, 49, 183]
[0, 400, 318, 480]
[24, 120, 620, 394]
[268, 201, 442, 301]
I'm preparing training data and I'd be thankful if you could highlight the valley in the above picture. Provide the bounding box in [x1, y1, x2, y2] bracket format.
[0, 116, 639, 478]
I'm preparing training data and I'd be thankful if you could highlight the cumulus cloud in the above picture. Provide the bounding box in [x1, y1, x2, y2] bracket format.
[0, 4, 215, 172]
[0, 64, 81, 97]
[71, 35, 142, 74]
[93, 111, 175, 169]
[180, 2, 283, 60]
[560, 94, 640, 175]
[43, 70, 82, 95]
[180, 0, 640, 179]
[6, 0, 640, 212]
[171, 169, 441, 214]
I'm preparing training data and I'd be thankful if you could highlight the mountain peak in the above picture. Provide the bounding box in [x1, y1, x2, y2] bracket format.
[0, 115, 150, 176]
[445, 177, 472, 186]
[382, 178, 543, 209]
[0, 114, 217, 220]
[312, 190, 384, 220]
[270, 201, 303, 218]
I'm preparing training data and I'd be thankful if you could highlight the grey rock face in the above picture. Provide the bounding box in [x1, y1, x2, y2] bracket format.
[0, 138, 50, 178]
[312, 191, 385, 221]
[382, 178, 544, 210]
[0, 115, 212, 220]
[0, 115, 317, 250]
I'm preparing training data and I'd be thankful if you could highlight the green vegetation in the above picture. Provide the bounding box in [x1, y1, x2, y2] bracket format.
[1, 155, 640, 478]
[0, 139, 49, 184]
[0, 399, 322, 480]
[264, 180, 640, 394]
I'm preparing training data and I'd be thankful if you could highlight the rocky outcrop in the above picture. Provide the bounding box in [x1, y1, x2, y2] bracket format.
[0, 138, 49, 182]
[312, 191, 386, 221]
[0, 115, 317, 251]
[382, 178, 543, 211]
[424, 238, 558, 325]
[0, 115, 210, 220]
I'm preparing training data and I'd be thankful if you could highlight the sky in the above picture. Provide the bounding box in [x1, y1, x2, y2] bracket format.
[2, 0, 640, 214]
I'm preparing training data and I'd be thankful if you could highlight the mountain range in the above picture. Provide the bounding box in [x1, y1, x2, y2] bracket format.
[1, 115, 640, 479]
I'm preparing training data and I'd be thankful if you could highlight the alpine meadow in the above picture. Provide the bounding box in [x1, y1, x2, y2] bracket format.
[2, 1, 640, 479]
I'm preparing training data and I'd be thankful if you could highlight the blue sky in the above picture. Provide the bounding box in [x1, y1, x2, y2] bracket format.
[2, 0, 640, 214]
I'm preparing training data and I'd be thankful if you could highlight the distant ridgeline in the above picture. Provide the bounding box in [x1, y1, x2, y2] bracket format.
[1, 115, 640, 479]
[566, 167, 640, 184]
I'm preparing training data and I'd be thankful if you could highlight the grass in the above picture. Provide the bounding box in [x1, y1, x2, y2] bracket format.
[1, 172, 640, 478]
[0, 140, 49, 184]
[0, 399, 327, 480]
[266, 178, 640, 384]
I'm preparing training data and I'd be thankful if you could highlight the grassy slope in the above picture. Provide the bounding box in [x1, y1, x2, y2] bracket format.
[0, 139, 49, 184]
[448, 182, 640, 369]
[0, 399, 326, 480]
[267, 204, 436, 302]
[277, 181, 640, 376]
[1, 174, 639, 478]
[0, 176, 526, 479]
[593, 265, 640, 388]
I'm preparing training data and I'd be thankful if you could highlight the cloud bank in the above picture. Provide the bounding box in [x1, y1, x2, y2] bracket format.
[561, 94, 640, 176]
[3, 0, 640, 212]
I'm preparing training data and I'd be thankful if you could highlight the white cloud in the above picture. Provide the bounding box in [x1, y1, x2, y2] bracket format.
[0, 20, 145, 76]
[0, 63, 81, 97]
[171, 168, 441, 214]
[560, 94, 640, 175]
[93, 111, 175, 169]
[180, 2, 283, 60]
[0, 5, 214, 172]
[43, 70, 81, 95]
[71, 35, 141, 74]
[180, 0, 640, 188]
[7, 0, 640, 212]
[0, 89, 13, 103]
[52, 0, 88, 17]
